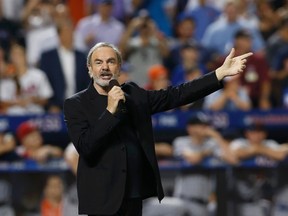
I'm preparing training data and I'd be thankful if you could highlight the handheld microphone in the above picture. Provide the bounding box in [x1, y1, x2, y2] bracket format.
[108, 79, 127, 114]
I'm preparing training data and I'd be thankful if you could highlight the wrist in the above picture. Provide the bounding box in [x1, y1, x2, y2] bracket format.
[106, 107, 116, 115]
[215, 67, 225, 81]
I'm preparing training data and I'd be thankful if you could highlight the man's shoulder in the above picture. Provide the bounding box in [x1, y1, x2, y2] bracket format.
[122, 81, 142, 91]
[63, 89, 88, 114]
[65, 88, 88, 103]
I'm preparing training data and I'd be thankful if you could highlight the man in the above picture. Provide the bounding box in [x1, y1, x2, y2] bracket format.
[74, 0, 125, 53]
[229, 124, 288, 216]
[63, 42, 252, 215]
[39, 19, 90, 113]
[233, 29, 271, 110]
[172, 114, 238, 216]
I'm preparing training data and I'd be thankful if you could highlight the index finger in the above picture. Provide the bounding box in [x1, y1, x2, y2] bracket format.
[234, 52, 253, 60]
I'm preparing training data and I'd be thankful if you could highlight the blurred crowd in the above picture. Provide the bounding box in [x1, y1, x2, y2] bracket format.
[0, 0, 288, 114]
[0, 0, 288, 215]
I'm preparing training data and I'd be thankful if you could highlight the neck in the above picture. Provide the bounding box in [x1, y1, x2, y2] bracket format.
[61, 43, 73, 51]
[94, 82, 109, 95]
[16, 65, 27, 75]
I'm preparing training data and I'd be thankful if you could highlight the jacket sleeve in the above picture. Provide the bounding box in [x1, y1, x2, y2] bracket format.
[63, 97, 120, 161]
[147, 71, 223, 114]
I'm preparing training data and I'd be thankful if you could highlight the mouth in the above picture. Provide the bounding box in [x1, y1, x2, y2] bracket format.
[100, 72, 113, 80]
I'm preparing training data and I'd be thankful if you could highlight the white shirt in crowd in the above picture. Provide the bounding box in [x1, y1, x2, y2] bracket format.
[0, 68, 53, 115]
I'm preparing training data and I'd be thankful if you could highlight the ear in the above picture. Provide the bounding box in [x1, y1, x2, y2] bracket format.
[88, 65, 93, 78]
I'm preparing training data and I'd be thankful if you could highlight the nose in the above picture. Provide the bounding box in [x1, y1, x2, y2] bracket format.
[102, 61, 109, 70]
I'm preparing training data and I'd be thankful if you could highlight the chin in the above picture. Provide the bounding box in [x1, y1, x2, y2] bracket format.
[94, 78, 110, 87]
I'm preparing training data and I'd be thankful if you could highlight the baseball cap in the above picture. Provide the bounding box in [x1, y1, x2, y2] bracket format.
[148, 65, 168, 81]
[187, 114, 210, 125]
[16, 121, 38, 142]
[246, 123, 266, 132]
[234, 29, 252, 39]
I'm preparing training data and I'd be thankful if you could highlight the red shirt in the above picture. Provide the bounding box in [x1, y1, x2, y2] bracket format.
[240, 53, 270, 99]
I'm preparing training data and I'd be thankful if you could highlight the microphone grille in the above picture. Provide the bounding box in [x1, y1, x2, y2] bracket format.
[108, 79, 120, 91]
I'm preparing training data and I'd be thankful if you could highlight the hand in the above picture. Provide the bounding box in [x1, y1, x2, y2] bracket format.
[106, 86, 125, 114]
[33, 147, 51, 162]
[216, 48, 253, 80]
[204, 127, 220, 139]
[129, 17, 144, 31]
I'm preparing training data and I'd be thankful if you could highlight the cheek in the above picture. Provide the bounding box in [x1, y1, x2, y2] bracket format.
[89, 67, 101, 78]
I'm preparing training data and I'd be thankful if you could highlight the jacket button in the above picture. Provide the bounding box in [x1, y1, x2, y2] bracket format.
[121, 145, 126, 151]
[122, 169, 126, 173]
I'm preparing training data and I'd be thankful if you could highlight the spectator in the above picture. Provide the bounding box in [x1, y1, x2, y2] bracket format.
[166, 14, 197, 70]
[229, 123, 288, 216]
[16, 121, 63, 163]
[0, 130, 18, 161]
[0, 43, 53, 115]
[12, 120, 63, 215]
[39, 19, 90, 113]
[118, 10, 169, 87]
[203, 75, 251, 111]
[234, 29, 271, 109]
[181, 0, 221, 42]
[171, 42, 207, 86]
[40, 175, 64, 216]
[21, 0, 61, 66]
[74, 0, 125, 53]
[172, 113, 238, 216]
[164, 14, 212, 73]
[255, 0, 281, 41]
[202, 0, 265, 56]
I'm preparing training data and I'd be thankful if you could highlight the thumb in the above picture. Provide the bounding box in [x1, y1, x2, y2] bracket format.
[226, 48, 235, 60]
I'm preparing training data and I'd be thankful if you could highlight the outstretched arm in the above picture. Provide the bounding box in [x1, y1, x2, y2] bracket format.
[215, 48, 253, 81]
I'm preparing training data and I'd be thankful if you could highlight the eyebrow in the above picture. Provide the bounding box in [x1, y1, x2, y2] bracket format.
[94, 57, 117, 62]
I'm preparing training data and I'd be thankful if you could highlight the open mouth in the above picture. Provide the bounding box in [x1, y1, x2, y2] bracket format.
[100, 73, 113, 80]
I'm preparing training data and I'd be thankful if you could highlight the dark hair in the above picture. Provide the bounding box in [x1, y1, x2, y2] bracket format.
[234, 29, 252, 39]
[246, 123, 266, 132]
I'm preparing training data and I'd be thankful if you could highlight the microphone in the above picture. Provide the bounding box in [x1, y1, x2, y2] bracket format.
[108, 79, 127, 114]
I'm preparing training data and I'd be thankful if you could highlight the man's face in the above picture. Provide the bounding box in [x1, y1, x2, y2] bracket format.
[187, 124, 208, 138]
[22, 131, 43, 150]
[245, 130, 266, 144]
[88, 46, 120, 88]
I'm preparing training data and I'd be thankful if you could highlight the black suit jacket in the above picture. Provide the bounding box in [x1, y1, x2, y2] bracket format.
[39, 48, 90, 109]
[63, 71, 223, 215]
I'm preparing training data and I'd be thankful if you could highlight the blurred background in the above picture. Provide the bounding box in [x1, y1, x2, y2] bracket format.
[0, 0, 288, 215]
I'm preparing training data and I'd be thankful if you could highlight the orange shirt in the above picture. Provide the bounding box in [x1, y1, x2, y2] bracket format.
[40, 199, 62, 216]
